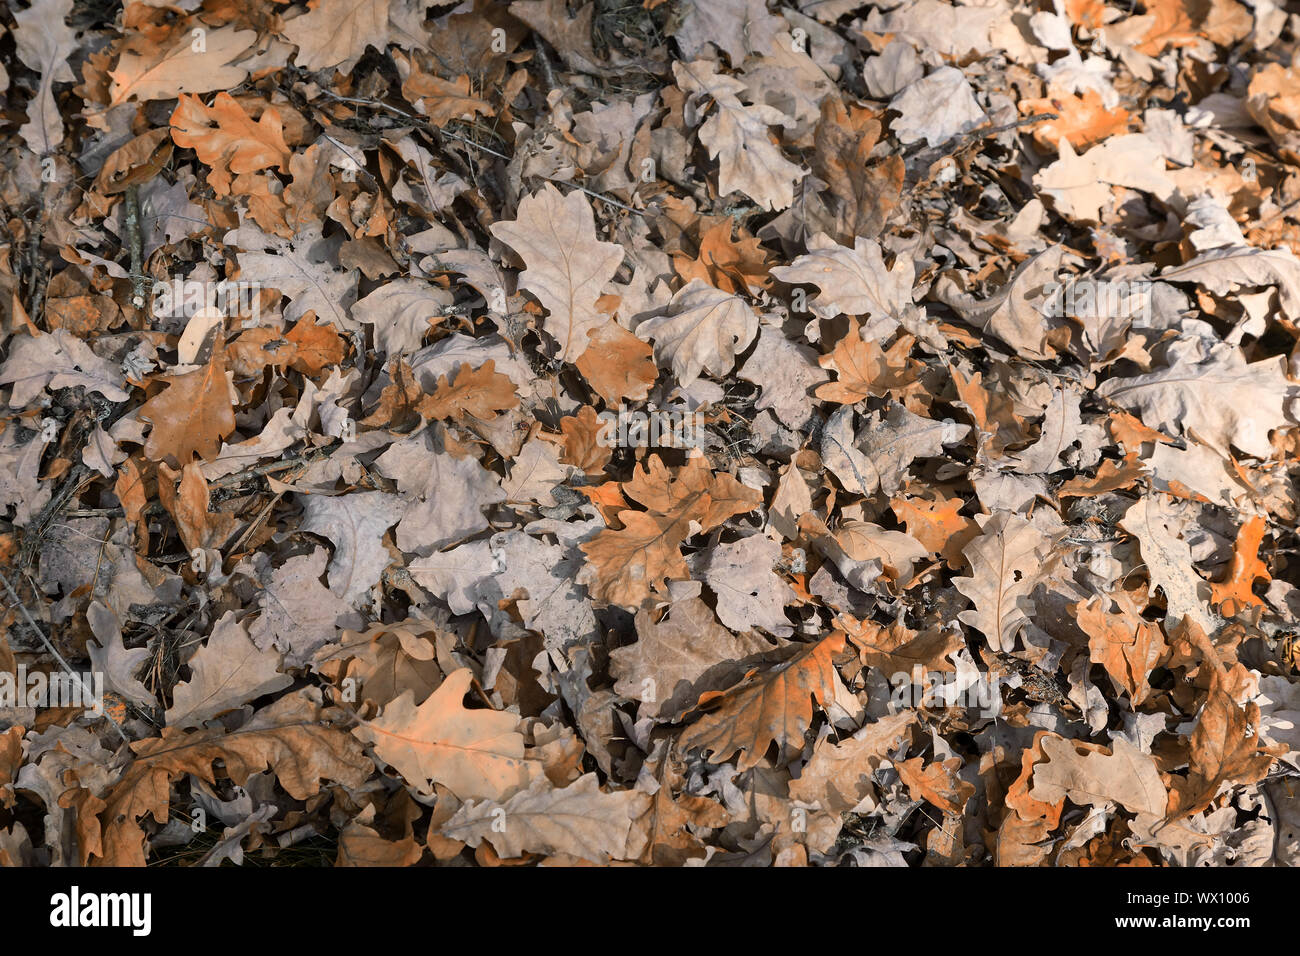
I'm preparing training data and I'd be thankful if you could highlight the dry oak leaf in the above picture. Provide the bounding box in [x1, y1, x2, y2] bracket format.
[635, 278, 759, 386]
[830, 520, 929, 583]
[559, 406, 613, 475]
[248, 546, 362, 660]
[283, 0, 391, 73]
[166, 611, 293, 729]
[610, 597, 770, 719]
[788, 710, 916, 813]
[953, 511, 1059, 653]
[577, 510, 692, 609]
[1118, 494, 1216, 634]
[157, 460, 238, 553]
[300, 491, 405, 606]
[1075, 591, 1167, 706]
[490, 183, 624, 363]
[91, 691, 372, 866]
[949, 365, 1031, 459]
[1034, 135, 1175, 223]
[575, 320, 657, 405]
[420, 360, 519, 424]
[633, 741, 729, 865]
[888, 66, 986, 147]
[337, 818, 424, 867]
[676, 631, 846, 770]
[811, 97, 904, 244]
[1019, 89, 1129, 151]
[13, 0, 77, 155]
[672, 59, 805, 212]
[170, 94, 291, 196]
[771, 233, 918, 325]
[1171, 689, 1279, 818]
[351, 279, 453, 356]
[285, 312, 346, 375]
[698, 534, 796, 636]
[224, 222, 358, 329]
[401, 69, 493, 127]
[0, 329, 130, 407]
[1133, 0, 1206, 54]
[137, 347, 237, 464]
[821, 402, 967, 497]
[815, 324, 920, 405]
[891, 494, 978, 568]
[895, 756, 976, 816]
[1098, 338, 1293, 459]
[1005, 387, 1088, 475]
[441, 773, 650, 864]
[840, 615, 963, 675]
[1210, 515, 1270, 617]
[670, 0, 784, 61]
[1028, 734, 1168, 818]
[109, 26, 257, 105]
[1160, 245, 1300, 321]
[354, 668, 543, 801]
[672, 219, 771, 296]
[935, 246, 1065, 361]
[579, 455, 761, 607]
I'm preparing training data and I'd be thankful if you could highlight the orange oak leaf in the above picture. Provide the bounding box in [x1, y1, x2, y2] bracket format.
[895, 756, 976, 816]
[816, 324, 920, 405]
[1075, 591, 1167, 705]
[419, 360, 519, 423]
[137, 346, 237, 464]
[576, 319, 658, 404]
[891, 494, 979, 567]
[170, 93, 291, 196]
[676, 631, 846, 770]
[1210, 515, 1270, 617]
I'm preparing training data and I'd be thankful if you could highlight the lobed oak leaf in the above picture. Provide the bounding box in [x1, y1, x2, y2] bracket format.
[489, 183, 624, 363]
[676, 631, 846, 770]
[109, 26, 257, 105]
[137, 346, 238, 464]
[672, 59, 805, 212]
[420, 360, 519, 424]
[442, 772, 650, 863]
[354, 669, 543, 801]
[93, 691, 372, 866]
[1076, 591, 1167, 705]
[170, 93, 291, 196]
[953, 511, 1059, 653]
[1029, 734, 1168, 818]
[575, 319, 658, 404]
[166, 612, 293, 729]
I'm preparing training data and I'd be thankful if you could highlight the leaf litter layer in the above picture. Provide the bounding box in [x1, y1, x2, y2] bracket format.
[0, 0, 1299, 867]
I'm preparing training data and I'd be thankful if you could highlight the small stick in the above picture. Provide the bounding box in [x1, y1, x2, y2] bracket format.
[124, 185, 148, 309]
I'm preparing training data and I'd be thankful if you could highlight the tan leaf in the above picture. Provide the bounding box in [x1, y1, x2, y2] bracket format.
[489, 183, 624, 362]
[441, 773, 650, 863]
[354, 668, 543, 801]
[676, 631, 846, 769]
[138, 347, 238, 464]
[166, 612, 293, 729]
[1029, 734, 1168, 818]
[109, 26, 256, 105]
[953, 511, 1058, 653]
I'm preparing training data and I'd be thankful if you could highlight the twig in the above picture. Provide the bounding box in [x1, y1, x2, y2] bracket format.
[123, 185, 148, 308]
